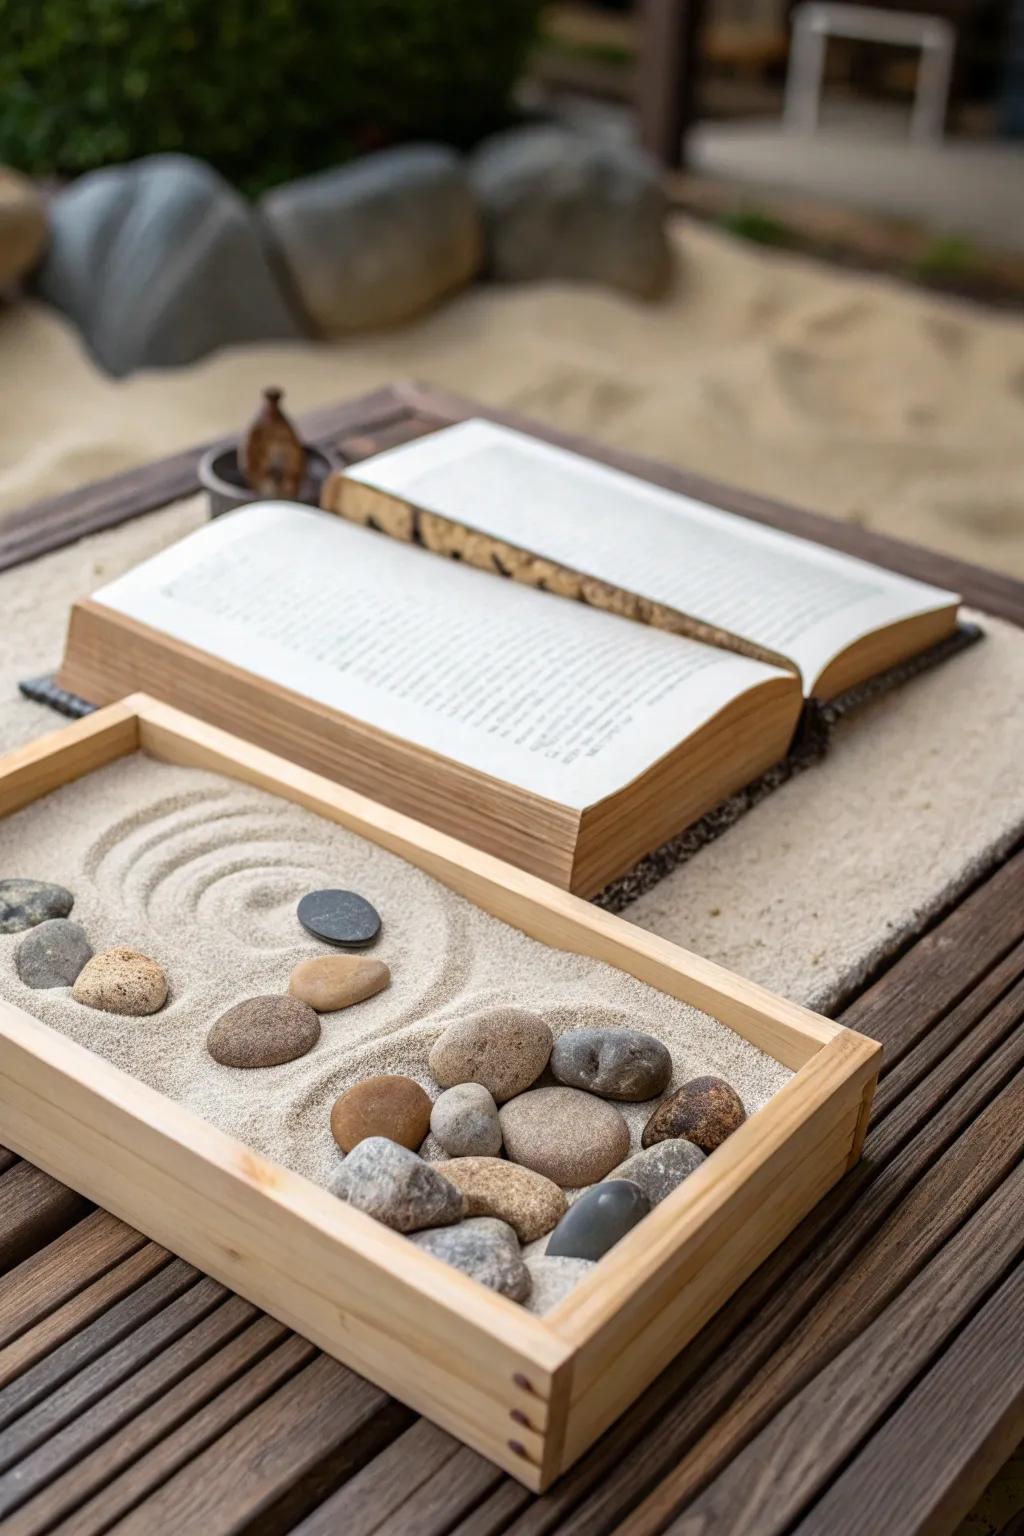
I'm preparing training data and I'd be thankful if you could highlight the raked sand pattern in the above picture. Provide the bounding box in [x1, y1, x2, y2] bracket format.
[0, 753, 791, 1194]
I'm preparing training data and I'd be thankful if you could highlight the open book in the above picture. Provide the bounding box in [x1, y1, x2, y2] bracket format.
[58, 421, 960, 895]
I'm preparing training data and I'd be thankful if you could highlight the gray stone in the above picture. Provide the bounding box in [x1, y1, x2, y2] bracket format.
[296, 888, 380, 947]
[429, 1006, 552, 1104]
[470, 126, 671, 298]
[430, 1083, 502, 1158]
[524, 1255, 595, 1315]
[0, 879, 73, 934]
[333, 1137, 465, 1233]
[262, 145, 482, 335]
[498, 1086, 630, 1187]
[607, 1139, 705, 1205]
[15, 919, 92, 988]
[550, 1027, 672, 1101]
[411, 1217, 530, 1301]
[546, 1179, 650, 1261]
[35, 154, 302, 376]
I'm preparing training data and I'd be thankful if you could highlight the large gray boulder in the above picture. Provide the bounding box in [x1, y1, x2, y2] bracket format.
[470, 126, 672, 299]
[35, 154, 303, 375]
[261, 145, 482, 335]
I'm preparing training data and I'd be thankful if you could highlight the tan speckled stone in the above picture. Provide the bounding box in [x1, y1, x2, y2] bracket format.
[288, 954, 390, 1012]
[435, 1156, 566, 1242]
[499, 1086, 629, 1187]
[72, 946, 167, 1016]
[428, 1006, 552, 1103]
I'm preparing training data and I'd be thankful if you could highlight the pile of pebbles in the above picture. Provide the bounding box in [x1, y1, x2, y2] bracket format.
[4, 877, 748, 1313]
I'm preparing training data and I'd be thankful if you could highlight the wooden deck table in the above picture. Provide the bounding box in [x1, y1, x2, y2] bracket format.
[0, 382, 1022, 1535]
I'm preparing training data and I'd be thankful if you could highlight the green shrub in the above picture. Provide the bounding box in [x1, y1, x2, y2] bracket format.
[0, 0, 542, 192]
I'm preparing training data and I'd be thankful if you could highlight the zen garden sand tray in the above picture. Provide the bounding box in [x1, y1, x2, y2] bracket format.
[0, 695, 882, 1490]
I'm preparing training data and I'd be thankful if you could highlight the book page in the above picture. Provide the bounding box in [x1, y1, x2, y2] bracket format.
[345, 420, 959, 692]
[92, 504, 791, 810]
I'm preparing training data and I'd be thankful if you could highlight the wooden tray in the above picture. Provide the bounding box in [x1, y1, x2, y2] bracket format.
[0, 695, 882, 1491]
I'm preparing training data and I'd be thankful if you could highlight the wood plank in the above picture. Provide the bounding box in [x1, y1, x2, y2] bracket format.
[36, 1331, 314, 1536]
[0, 1163, 89, 1275]
[790, 1264, 1024, 1536]
[109, 1354, 409, 1536]
[0, 388, 412, 574]
[0, 1209, 147, 1350]
[395, 381, 1024, 626]
[651, 1168, 1024, 1535]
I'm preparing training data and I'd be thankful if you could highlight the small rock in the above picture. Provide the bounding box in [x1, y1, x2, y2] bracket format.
[642, 1075, 746, 1153]
[331, 1075, 432, 1153]
[499, 1086, 630, 1187]
[411, 1217, 530, 1301]
[296, 888, 380, 947]
[0, 168, 47, 290]
[546, 1180, 650, 1261]
[470, 126, 671, 298]
[262, 145, 482, 335]
[333, 1137, 465, 1232]
[550, 1027, 672, 1101]
[428, 1007, 552, 1103]
[72, 947, 167, 1016]
[207, 994, 319, 1066]
[288, 954, 390, 1011]
[524, 1255, 595, 1315]
[0, 878, 74, 934]
[607, 1139, 706, 1205]
[34, 154, 302, 376]
[15, 919, 92, 989]
[430, 1083, 502, 1158]
[435, 1156, 566, 1243]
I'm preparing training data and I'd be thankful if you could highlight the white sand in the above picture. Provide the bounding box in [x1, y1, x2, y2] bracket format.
[0, 753, 791, 1194]
[3, 218, 1024, 576]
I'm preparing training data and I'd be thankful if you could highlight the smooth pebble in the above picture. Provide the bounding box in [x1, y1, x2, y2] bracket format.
[72, 946, 168, 1016]
[411, 1217, 530, 1301]
[550, 1027, 672, 1101]
[435, 1156, 566, 1242]
[428, 1006, 552, 1103]
[524, 1255, 596, 1315]
[607, 1139, 706, 1205]
[288, 954, 390, 1011]
[499, 1086, 630, 1187]
[333, 1137, 465, 1232]
[429, 1083, 502, 1157]
[15, 918, 92, 988]
[207, 994, 320, 1067]
[642, 1075, 746, 1153]
[0, 878, 73, 934]
[331, 1075, 432, 1153]
[546, 1179, 650, 1261]
[297, 888, 380, 947]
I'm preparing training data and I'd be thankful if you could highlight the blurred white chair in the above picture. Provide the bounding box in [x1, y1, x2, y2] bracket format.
[784, 1, 956, 141]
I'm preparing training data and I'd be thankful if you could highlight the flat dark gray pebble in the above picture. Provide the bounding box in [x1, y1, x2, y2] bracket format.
[546, 1179, 650, 1261]
[15, 918, 93, 988]
[0, 879, 74, 934]
[297, 888, 380, 947]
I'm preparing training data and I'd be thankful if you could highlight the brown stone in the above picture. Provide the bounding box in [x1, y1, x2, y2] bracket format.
[72, 947, 168, 1016]
[498, 1086, 630, 1187]
[288, 954, 390, 1012]
[0, 168, 47, 290]
[435, 1156, 566, 1243]
[428, 1006, 552, 1103]
[641, 1074, 746, 1153]
[207, 994, 320, 1068]
[331, 1075, 432, 1153]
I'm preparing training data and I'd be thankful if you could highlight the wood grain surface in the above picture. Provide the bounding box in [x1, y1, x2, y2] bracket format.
[0, 384, 1022, 1534]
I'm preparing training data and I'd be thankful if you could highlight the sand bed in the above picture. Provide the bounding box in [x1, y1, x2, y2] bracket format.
[0, 754, 791, 1198]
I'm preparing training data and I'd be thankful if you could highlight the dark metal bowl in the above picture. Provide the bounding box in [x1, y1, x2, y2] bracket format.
[198, 443, 337, 519]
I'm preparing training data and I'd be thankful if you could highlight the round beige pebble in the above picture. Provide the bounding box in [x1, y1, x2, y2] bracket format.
[288, 954, 390, 1012]
[72, 947, 168, 1016]
[207, 995, 320, 1068]
[435, 1156, 567, 1243]
[499, 1086, 630, 1187]
[428, 1006, 552, 1103]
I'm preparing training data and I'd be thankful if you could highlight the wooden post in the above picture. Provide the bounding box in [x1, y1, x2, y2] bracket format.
[637, 0, 707, 167]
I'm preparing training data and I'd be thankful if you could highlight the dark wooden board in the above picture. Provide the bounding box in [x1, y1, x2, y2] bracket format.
[1, 384, 1023, 1536]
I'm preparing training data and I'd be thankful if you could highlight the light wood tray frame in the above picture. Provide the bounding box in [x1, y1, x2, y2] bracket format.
[0, 696, 882, 1491]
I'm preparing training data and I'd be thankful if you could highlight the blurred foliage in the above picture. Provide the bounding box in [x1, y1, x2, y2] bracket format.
[717, 208, 793, 247]
[909, 233, 978, 282]
[0, 0, 542, 191]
